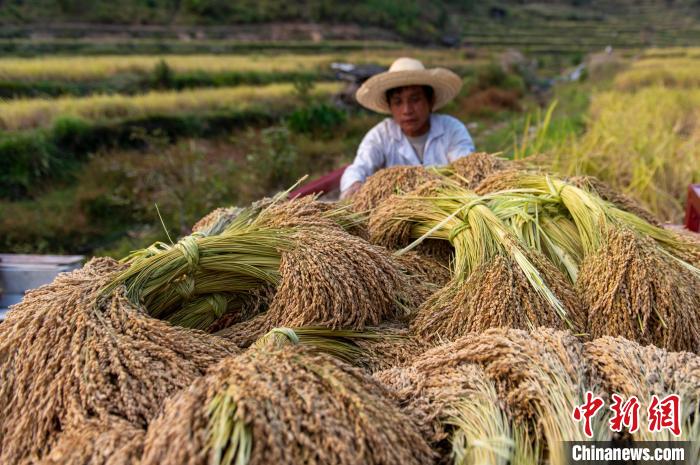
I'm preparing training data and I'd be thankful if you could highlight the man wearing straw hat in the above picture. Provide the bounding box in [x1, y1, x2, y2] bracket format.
[340, 57, 474, 199]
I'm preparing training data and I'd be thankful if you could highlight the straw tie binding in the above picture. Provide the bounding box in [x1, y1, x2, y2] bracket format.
[175, 235, 201, 274]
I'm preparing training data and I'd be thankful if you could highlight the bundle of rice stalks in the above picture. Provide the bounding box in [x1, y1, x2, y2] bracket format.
[370, 179, 581, 332]
[216, 226, 420, 346]
[436, 152, 509, 189]
[473, 170, 696, 260]
[140, 344, 435, 465]
[411, 252, 585, 343]
[472, 172, 700, 347]
[578, 228, 700, 352]
[0, 258, 237, 464]
[350, 165, 439, 212]
[114, 196, 392, 332]
[376, 356, 512, 449]
[585, 336, 700, 445]
[37, 416, 144, 465]
[390, 328, 606, 464]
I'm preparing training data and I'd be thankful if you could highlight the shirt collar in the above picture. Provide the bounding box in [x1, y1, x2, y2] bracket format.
[388, 114, 444, 142]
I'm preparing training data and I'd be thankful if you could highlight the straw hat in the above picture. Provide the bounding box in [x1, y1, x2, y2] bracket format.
[356, 57, 462, 114]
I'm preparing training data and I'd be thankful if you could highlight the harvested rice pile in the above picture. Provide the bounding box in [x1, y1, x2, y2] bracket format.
[141, 345, 435, 465]
[0, 258, 237, 464]
[7, 156, 700, 465]
[350, 165, 439, 212]
[578, 228, 700, 352]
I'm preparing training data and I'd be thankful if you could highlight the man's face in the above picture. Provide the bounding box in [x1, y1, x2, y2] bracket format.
[388, 85, 433, 137]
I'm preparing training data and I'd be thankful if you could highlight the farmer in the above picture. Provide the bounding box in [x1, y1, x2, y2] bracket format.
[340, 57, 475, 199]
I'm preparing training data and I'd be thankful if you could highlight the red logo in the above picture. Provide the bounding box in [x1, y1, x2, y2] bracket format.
[573, 393, 682, 437]
[648, 394, 681, 436]
[573, 391, 605, 438]
[609, 394, 641, 434]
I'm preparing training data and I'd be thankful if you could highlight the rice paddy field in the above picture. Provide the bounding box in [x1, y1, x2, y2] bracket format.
[0, 82, 342, 131]
[0, 50, 483, 82]
[2, 8, 700, 462]
[544, 51, 700, 222]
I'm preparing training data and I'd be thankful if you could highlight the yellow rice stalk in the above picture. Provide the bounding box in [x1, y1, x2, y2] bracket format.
[447, 383, 514, 465]
[251, 326, 386, 365]
[568, 175, 662, 226]
[474, 170, 698, 263]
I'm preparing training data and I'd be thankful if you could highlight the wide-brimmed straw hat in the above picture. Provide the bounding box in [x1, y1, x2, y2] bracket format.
[356, 57, 462, 114]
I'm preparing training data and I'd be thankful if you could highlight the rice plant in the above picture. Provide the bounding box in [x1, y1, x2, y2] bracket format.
[0, 82, 342, 130]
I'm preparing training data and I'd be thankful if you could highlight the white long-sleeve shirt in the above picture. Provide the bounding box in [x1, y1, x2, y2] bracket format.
[340, 113, 475, 192]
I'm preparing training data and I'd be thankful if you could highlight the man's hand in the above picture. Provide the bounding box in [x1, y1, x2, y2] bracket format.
[340, 181, 362, 200]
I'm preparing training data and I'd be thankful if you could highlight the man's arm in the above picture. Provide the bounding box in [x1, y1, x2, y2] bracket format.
[340, 127, 385, 194]
[445, 117, 475, 162]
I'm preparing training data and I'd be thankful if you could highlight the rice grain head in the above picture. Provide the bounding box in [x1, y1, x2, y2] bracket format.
[0, 258, 238, 463]
[393, 249, 452, 291]
[411, 253, 586, 344]
[141, 346, 435, 465]
[36, 416, 144, 465]
[578, 227, 700, 352]
[217, 227, 420, 345]
[442, 152, 509, 189]
[350, 165, 439, 213]
[353, 321, 429, 373]
[192, 206, 247, 235]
